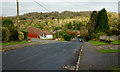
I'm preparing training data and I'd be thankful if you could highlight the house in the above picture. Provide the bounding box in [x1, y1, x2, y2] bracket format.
[40, 30, 53, 39]
[27, 26, 53, 39]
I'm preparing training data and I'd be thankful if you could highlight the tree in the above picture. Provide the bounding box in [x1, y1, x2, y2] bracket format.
[68, 22, 72, 29]
[95, 8, 110, 33]
[89, 11, 97, 33]
[2, 19, 15, 40]
[89, 11, 98, 39]
[2, 27, 10, 42]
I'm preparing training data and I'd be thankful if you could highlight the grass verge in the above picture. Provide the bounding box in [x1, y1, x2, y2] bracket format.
[110, 68, 120, 72]
[111, 40, 120, 45]
[88, 40, 108, 45]
[99, 49, 120, 53]
[2, 41, 31, 46]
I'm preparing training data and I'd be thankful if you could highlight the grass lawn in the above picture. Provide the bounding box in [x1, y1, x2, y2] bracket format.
[99, 49, 120, 53]
[88, 40, 108, 45]
[110, 68, 120, 72]
[111, 40, 120, 45]
[2, 41, 31, 46]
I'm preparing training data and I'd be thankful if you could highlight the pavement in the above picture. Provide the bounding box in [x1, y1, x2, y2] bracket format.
[79, 42, 118, 70]
[2, 39, 82, 70]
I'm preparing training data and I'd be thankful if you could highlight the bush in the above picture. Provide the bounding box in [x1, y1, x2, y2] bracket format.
[2, 27, 10, 42]
[13, 29, 19, 41]
[64, 34, 71, 41]
[18, 31, 24, 41]
[2, 19, 15, 40]
[111, 29, 120, 35]
[81, 32, 91, 41]
[21, 29, 28, 40]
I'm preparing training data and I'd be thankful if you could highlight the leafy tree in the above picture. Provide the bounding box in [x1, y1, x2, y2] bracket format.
[89, 11, 97, 33]
[68, 22, 72, 29]
[89, 11, 98, 39]
[95, 8, 110, 33]
[39, 24, 44, 30]
[54, 27, 62, 31]
[2, 19, 15, 40]
[2, 27, 10, 42]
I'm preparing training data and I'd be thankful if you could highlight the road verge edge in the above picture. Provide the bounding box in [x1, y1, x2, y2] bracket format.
[75, 41, 84, 71]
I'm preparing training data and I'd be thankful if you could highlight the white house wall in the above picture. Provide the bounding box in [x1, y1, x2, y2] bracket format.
[46, 35, 53, 39]
[40, 35, 53, 39]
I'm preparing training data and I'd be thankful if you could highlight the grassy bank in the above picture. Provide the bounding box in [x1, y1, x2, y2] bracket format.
[99, 49, 120, 53]
[2, 41, 31, 46]
[88, 40, 108, 45]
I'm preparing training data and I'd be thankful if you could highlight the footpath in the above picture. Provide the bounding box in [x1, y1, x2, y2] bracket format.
[79, 42, 118, 71]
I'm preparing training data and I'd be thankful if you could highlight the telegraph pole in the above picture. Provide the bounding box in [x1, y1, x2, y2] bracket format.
[58, 14, 60, 40]
[17, 0, 20, 30]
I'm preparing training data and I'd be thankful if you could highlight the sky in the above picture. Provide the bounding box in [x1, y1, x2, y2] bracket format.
[1, 0, 119, 17]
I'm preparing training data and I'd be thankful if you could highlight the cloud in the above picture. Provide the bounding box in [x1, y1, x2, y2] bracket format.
[1, 2, 118, 16]
[2, 0, 119, 2]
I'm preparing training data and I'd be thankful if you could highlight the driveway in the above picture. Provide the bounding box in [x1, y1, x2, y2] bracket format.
[2, 39, 82, 70]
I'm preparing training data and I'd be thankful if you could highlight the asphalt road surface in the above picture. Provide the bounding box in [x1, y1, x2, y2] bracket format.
[2, 39, 82, 70]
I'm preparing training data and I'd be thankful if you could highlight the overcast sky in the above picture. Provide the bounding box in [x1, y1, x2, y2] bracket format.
[1, 0, 119, 17]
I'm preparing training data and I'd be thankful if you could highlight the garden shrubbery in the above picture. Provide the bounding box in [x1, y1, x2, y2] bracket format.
[64, 34, 71, 41]
[2, 19, 27, 42]
[21, 29, 28, 40]
[18, 31, 24, 41]
[2, 27, 10, 42]
[80, 32, 91, 41]
[13, 29, 19, 41]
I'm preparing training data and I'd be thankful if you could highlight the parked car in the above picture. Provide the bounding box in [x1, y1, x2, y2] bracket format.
[27, 38, 30, 41]
[79, 39, 82, 42]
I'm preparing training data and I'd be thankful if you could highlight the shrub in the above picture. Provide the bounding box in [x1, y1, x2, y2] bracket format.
[18, 31, 24, 41]
[2, 27, 10, 42]
[13, 29, 19, 41]
[21, 29, 28, 40]
[110, 39, 115, 42]
[64, 34, 71, 41]
[111, 29, 120, 35]
[2, 19, 15, 40]
[68, 31, 76, 38]
[81, 32, 91, 41]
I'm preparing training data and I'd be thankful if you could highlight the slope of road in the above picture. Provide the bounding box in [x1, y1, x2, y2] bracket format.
[2, 39, 82, 70]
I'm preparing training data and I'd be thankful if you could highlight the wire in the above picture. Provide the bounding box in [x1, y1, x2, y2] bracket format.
[64, 2, 93, 10]
[33, 0, 50, 12]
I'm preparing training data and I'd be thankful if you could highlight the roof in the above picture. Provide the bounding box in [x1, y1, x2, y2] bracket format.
[42, 30, 52, 35]
[27, 26, 52, 35]
[27, 26, 43, 35]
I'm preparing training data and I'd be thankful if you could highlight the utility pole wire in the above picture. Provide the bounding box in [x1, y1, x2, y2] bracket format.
[33, 0, 50, 12]
[33, 0, 60, 40]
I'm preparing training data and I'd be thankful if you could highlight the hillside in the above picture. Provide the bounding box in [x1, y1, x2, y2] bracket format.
[1, 11, 118, 31]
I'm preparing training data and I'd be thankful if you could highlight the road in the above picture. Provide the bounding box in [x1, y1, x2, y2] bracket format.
[2, 39, 82, 70]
